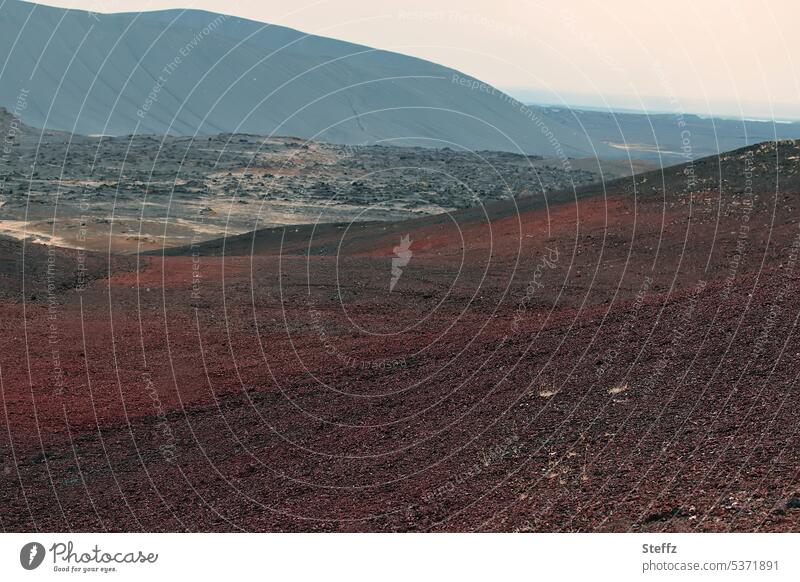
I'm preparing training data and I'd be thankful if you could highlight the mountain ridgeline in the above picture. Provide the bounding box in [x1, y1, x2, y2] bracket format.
[0, 1, 613, 157]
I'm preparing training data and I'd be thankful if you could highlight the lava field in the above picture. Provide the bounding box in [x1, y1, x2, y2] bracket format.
[1, 140, 800, 532]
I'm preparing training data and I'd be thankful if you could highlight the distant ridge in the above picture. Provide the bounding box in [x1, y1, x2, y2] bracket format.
[0, 1, 616, 157]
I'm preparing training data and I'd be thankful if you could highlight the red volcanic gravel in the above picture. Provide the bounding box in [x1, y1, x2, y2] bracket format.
[2, 142, 800, 532]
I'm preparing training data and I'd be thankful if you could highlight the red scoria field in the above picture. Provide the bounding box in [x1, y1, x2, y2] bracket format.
[2, 140, 800, 532]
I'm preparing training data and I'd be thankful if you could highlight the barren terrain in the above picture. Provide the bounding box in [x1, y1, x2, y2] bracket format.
[0, 108, 645, 254]
[1, 137, 799, 532]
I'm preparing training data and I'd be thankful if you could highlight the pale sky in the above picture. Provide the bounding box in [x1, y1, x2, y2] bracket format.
[32, 0, 800, 120]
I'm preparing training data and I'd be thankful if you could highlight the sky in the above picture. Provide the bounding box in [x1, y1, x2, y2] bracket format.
[32, 0, 800, 120]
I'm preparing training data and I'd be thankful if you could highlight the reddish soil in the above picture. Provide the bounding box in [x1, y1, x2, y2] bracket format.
[2, 142, 800, 532]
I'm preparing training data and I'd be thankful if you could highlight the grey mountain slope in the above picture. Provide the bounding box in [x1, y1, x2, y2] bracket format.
[0, 0, 610, 157]
[539, 106, 800, 161]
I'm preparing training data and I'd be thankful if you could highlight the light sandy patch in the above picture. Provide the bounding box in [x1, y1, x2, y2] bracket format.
[538, 388, 560, 398]
[0, 220, 72, 248]
[608, 382, 631, 395]
[604, 141, 682, 156]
